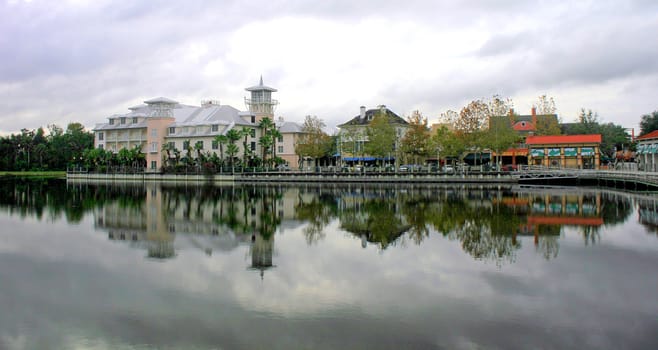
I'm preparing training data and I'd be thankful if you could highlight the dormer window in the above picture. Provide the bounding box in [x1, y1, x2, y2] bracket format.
[132, 117, 138, 124]
[212, 124, 219, 132]
[168, 127, 175, 135]
[109, 119, 114, 125]
[120, 117, 126, 125]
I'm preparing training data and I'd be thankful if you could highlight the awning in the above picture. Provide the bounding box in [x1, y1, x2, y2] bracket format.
[342, 157, 377, 162]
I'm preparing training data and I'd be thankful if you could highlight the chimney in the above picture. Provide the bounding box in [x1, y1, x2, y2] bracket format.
[360, 106, 366, 119]
[531, 106, 537, 126]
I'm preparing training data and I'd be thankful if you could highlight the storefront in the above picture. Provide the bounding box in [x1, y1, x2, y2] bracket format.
[636, 130, 658, 172]
[526, 135, 602, 169]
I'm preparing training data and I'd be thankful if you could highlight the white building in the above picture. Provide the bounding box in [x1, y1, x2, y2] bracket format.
[93, 78, 303, 172]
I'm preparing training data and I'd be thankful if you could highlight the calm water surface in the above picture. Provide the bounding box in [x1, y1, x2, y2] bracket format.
[1, 179, 657, 349]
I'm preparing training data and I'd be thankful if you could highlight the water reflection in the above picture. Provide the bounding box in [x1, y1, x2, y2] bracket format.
[2, 179, 658, 349]
[1, 179, 649, 265]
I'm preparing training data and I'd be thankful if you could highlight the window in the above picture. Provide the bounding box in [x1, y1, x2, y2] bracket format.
[278, 135, 283, 142]
[150, 142, 158, 153]
[169, 127, 176, 135]
[151, 129, 157, 137]
[195, 141, 203, 149]
[212, 141, 218, 149]
[109, 119, 114, 125]
[251, 115, 256, 123]
[151, 160, 157, 169]
[212, 124, 219, 132]
[98, 132, 104, 141]
[278, 146, 283, 153]
[132, 117, 138, 124]
[168, 141, 175, 149]
[98, 144, 104, 150]
[251, 142, 256, 151]
[250, 128, 256, 137]
[183, 140, 190, 149]
[120, 117, 126, 124]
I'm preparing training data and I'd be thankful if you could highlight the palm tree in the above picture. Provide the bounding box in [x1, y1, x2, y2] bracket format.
[258, 117, 275, 167]
[161, 142, 176, 170]
[214, 134, 228, 166]
[240, 127, 252, 168]
[271, 128, 282, 165]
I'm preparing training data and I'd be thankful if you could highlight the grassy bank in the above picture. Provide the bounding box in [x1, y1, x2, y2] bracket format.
[0, 171, 67, 179]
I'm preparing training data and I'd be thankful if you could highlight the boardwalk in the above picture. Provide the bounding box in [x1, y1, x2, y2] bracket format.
[67, 168, 658, 191]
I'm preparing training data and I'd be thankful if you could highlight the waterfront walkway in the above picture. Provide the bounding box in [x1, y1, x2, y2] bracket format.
[67, 168, 658, 191]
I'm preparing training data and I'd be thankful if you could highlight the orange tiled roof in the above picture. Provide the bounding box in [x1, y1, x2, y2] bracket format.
[636, 130, 658, 140]
[526, 134, 601, 145]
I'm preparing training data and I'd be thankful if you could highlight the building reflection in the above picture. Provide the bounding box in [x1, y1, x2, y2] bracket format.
[249, 233, 275, 279]
[88, 182, 637, 266]
[637, 196, 658, 233]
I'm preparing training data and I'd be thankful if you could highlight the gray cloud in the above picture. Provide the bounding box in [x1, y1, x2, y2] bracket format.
[1, 0, 657, 133]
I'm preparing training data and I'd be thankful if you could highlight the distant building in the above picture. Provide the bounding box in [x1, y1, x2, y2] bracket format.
[337, 105, 408, 165]
[635, 130, 658, 172]
[275, 118, 305, 168]
[490, 107, 559, 136]
[93, 78, 302, 172]
[526, 134, 602, 169]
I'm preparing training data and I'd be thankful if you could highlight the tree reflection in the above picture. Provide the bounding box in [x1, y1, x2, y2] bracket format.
[295, 192, 336, 245]
[1, 180, 642, 264]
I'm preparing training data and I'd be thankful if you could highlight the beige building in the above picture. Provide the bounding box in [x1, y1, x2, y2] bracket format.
[93, 78, 303, 172]
[337, 105, 409, 165]
[275, 119, 305, 167]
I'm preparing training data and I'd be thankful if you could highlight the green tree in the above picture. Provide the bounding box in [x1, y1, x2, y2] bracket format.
[535, 115, 562, 135]
[399, 110, 430, 165]
[258, 117, 275, 167]
[564, 109, 630, 158]
[639, 110, 658, 136]
[214, 134, 228, 165]
[365, 110, 396, 166]
[225, 128, 242, 171]
[240, 127, 252, 167]
[482, 117, 519, 169]
[433, 127, 466, 167]
[296, 115, 331, 168]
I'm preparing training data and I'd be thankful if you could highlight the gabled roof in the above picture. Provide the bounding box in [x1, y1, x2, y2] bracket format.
[636, 130, 658, 141]
[526, 134, 602, 145]
[338, 107, 407, 127]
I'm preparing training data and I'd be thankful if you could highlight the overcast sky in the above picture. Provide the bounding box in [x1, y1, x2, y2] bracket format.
[1, 0, 657, 135]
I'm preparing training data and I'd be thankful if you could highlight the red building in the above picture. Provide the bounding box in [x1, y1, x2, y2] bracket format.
[526, 134, 602, 169]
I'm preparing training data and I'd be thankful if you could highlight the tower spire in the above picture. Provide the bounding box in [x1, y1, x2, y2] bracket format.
[259, 75, 263, 86]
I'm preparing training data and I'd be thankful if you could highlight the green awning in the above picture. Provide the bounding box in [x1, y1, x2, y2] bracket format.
[548, 148, 561, 157]
[530, 149, 545, 157]
[564, 147, 577, 156]
[581, 147, 595, 156]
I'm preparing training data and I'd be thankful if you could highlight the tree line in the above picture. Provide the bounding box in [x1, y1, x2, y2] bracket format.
[0, 123, 93, 171]
[296, 95, 645, 168]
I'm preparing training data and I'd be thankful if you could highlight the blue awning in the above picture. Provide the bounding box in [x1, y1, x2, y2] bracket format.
[342, 157, 379, 162]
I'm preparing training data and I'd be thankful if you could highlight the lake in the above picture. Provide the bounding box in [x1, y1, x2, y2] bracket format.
[1, 179, 657, 349]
